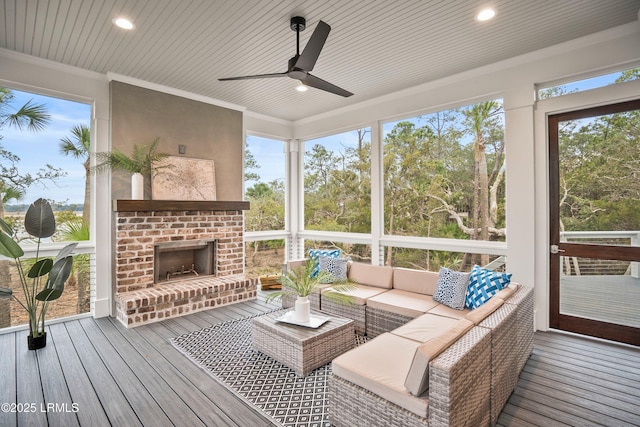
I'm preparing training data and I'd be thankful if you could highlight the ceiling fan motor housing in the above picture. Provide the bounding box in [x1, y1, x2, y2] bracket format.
[290, 16, 306, 32]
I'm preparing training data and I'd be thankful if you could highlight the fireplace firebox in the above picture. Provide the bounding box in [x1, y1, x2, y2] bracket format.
[153, 239, 216, 284]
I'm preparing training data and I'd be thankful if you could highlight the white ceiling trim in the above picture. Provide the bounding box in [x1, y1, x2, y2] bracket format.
[0, 47, 106, 81]
[244, 109, 293, 126]
[106, 72, 247, 112]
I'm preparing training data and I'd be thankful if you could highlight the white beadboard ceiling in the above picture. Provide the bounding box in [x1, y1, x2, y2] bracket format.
[1, 0, 639, 121]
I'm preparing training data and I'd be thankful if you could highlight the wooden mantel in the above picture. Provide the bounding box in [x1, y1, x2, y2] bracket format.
[113, 199, 250, 212]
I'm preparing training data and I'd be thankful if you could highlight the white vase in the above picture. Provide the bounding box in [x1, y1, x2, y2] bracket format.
[131, 173, 144, 200]
[294, 296, 311, 323]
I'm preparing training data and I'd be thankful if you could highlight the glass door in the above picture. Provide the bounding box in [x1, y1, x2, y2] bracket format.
[549, 99, 640, 346]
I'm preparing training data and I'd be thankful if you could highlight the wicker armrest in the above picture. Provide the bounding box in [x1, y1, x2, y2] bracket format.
[429, 326, 492, 426]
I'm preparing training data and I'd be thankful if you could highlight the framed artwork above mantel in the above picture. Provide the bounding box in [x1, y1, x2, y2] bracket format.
[152, 156, 216, 201]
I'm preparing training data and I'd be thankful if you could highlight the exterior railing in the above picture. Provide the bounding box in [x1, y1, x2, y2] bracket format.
[560, 231, 639, 278]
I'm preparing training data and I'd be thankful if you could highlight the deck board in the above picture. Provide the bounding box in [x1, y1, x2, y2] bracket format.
[91, 317, 207, 427]
[37, 327, 80, 427]
[15, 330, 48, 427]
[1, 292, 639, 426]
[114, 320, 241, 427]
[0, 333, 17, 427]
[63, 320, 142, 426]
[46, 323, 110, 427]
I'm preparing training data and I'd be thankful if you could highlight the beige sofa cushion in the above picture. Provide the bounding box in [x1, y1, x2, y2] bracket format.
[392, 268, 439, 295]
[322, 284, 388, 305]
[332, 333, 429, 417]
[404, 318, 475, 396]
[392, 313, 460, 342]
[348, 262, 394, 289]
[427, 303, 470, 319]
[494, 283, 519, 301]
[366, 289, 439, 318]
[465, 296, 504, 325]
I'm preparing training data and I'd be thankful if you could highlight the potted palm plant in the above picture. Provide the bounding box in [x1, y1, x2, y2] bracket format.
[0, 198, 77, 350]
[265, 258, 355, 323]
[92, 137, 168, 199]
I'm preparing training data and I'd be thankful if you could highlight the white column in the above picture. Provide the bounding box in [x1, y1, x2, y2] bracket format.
[370, 121, 383, 266]
[93, 106, 113, 318]
[504, 86, 538, 329]
[286, 139, 304, 261]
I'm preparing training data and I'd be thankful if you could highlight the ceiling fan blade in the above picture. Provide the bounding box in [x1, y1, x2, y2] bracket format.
[301, 73, 353, 97]
[294, 20, 331, 72]
[219, 72, 287, 81]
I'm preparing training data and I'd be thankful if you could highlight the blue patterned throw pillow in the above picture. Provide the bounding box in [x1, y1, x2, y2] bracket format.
[433, 267, 471, 310]
[465, 265, 512, 309]
[308, 249, 341, 278]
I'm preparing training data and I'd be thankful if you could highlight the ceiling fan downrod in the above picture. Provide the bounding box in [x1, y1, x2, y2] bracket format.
[290, 16, 306, 57]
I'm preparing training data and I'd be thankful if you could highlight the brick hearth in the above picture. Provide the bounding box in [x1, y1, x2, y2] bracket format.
[113, 201, 257, 327]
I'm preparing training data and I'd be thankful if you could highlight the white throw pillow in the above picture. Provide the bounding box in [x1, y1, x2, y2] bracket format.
[433, 267, 470, 310]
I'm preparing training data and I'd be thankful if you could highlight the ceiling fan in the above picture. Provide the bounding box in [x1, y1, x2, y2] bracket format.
[219, 16, 353, 97]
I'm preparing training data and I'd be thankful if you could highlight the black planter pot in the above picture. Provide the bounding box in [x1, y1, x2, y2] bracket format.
[27, 332, 47, 350]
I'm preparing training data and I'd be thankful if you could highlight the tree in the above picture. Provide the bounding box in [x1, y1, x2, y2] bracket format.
[462, 101, 504, 265]
[244, 143, 260, 183]
[305, 144, 335, 199]
[59, 124, 91, 224]
[379, 102, 506, 269]
[245, 179, 285, 265]
[0, 87, 63, 217]
[558, 108, 640, 233]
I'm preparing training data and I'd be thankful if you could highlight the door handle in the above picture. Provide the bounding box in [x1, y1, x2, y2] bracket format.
[550, 245, 565, 254]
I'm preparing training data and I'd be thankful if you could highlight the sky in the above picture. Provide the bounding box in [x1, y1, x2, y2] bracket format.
[2, 88, 91, 206]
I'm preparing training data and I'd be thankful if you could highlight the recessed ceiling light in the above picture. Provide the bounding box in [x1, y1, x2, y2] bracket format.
[113, 17, 135, 30]
[296, 84, 308, 92]
[475, 8, 496, 22]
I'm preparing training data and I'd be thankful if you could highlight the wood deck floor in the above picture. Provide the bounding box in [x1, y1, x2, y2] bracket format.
[1, 293, 639, 427]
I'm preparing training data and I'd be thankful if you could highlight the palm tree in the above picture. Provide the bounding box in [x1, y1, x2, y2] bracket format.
[0, 86, 51, 215]
[59, 124, 91, 224]
[0, 87, 50, 132]
[59, 219, 91, 313]
[0, 183, 24, 219]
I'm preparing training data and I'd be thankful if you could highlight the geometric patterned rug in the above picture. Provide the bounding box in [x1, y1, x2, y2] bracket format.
[170, 309, 366, 427]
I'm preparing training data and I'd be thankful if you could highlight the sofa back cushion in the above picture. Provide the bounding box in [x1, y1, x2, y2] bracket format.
[465, 296, 504, 325]
[392, 268, 439, 295]
[404, 318, 475, 396]
[348, 262, 393, 289]
[494, 283, 519, 301]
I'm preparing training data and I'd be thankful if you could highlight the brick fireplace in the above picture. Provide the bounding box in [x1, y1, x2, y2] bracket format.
[113, 200, 257, 327]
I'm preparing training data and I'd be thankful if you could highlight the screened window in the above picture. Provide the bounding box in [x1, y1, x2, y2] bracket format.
[1, 86, 92, 328]
[244, 135, 286, 232]
[382, 100, 506, 250]
[538, 67, 640, 99]
[303, 128, 371, 233]
[383, 247, 506, 273]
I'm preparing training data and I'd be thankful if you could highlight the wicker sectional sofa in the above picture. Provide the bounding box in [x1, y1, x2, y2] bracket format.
[281, 261, 534, 427]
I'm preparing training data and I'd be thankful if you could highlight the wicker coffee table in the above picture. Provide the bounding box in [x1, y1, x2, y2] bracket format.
[251, 310, 355, 376]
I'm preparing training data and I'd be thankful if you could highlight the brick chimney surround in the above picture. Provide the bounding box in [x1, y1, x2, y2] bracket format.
[113, 200, 257, 327]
